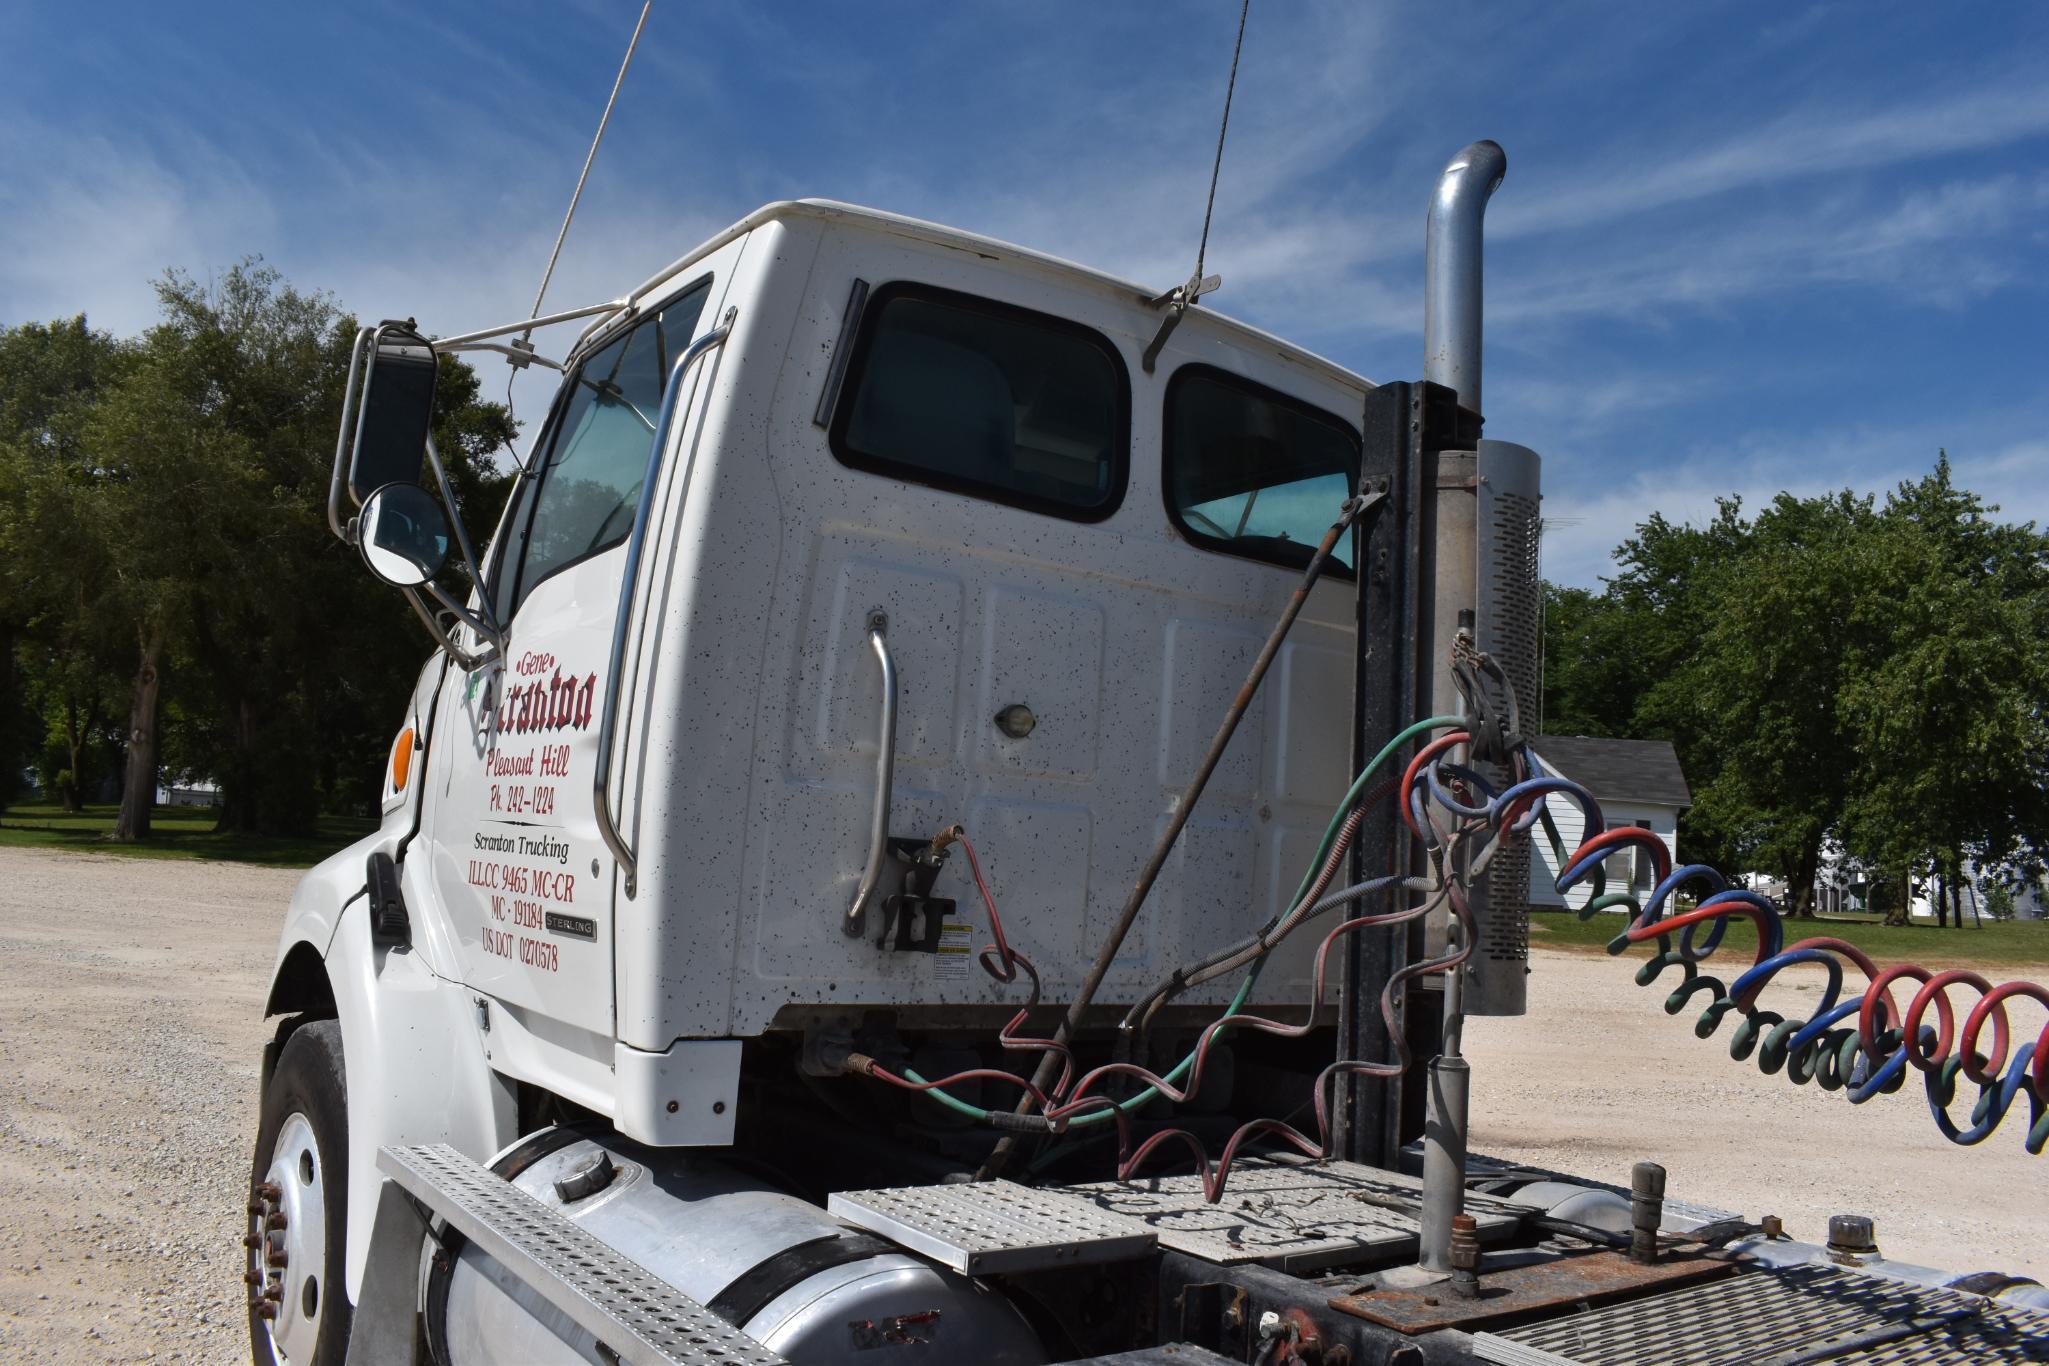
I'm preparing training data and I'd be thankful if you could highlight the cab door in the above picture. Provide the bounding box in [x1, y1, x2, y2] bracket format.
[426, 274, 724, 1039]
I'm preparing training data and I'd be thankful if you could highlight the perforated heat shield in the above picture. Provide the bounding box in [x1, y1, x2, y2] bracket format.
[1470, 439, 1541, 1016]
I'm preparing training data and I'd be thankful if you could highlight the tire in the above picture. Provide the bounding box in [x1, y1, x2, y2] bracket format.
[247, 1019, 354, 1366]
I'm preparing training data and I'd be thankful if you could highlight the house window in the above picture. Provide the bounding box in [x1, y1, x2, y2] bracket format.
[1164, 365, 1361, 573]
[829, 284, 1129, 521]
[1631, 820, 1656, 893]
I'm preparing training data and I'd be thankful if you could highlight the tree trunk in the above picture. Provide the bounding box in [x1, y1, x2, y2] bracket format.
[59, 697, 94, 813]
[1884, 869, 1912, 927]
[211, 695, 261, 835]
[1786, 839, 1822, 918]
[0, 622, 16, 815]
[111, 624, 163, 843]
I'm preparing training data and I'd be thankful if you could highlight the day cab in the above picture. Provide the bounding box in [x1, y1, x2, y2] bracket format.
[257, 199, 1371, 1361]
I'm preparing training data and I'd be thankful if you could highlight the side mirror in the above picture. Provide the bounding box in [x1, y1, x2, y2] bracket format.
[348, 328, 438, 505]
[357, 483, 451, 588]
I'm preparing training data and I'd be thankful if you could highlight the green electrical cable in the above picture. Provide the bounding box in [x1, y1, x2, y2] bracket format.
[907, 714, 1467, 1129]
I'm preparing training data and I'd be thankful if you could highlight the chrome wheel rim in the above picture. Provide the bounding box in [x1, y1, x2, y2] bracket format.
[255, 1111, 327, 1365]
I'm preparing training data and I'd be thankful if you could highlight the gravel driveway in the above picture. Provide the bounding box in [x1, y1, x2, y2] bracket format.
[1, 848, 293, 1362]
[0, 846, 2042, 1361]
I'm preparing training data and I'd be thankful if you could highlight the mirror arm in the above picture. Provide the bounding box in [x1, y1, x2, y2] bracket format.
[438, 340, 566, 372]
[403, 587, 495, 671]
[420, 580, 501, 658]
[328, 326, 376, 542]
[431, 298, 630, 350]
[421, 432, 508, 649]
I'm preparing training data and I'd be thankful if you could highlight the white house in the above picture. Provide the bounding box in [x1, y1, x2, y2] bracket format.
[1524, 735, 1691, 912]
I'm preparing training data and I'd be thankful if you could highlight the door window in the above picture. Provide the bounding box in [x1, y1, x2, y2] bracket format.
[497, 281, 712, 615]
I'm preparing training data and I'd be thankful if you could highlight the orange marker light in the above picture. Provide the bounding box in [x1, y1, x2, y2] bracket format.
[391, 726, 416, 793]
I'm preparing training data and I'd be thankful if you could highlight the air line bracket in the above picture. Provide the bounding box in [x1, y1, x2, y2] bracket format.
[878, 837, 955, 954]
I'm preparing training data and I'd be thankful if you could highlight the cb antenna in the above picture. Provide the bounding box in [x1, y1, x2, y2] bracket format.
[521, 1, 653, 347]
[1140, 0, 1251, 373]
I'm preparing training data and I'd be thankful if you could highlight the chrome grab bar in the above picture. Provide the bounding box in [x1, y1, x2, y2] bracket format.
[593, 307, 736, 899]
[842, 610, 898, 937]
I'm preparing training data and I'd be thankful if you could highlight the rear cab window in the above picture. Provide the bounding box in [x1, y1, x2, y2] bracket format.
[828, 283, 1129, 521]
[1164, 365, 1361, 573]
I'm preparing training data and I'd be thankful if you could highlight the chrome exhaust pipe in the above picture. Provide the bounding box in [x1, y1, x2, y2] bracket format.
[1417, 138, 1511, 1277]
[1423, 140, 1507, 417]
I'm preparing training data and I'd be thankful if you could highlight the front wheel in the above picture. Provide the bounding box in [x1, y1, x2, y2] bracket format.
[248, 1019, 353, 1365]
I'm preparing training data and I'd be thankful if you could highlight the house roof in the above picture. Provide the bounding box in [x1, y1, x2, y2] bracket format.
[1531, 735, 1692, 808]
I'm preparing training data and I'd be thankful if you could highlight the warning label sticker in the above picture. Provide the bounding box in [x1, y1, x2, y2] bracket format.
[935, 921, 975, 981]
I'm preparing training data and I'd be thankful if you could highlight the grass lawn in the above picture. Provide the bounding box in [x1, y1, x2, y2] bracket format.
[0, 801, 376, 868]
[1530, 905, 2049, 970]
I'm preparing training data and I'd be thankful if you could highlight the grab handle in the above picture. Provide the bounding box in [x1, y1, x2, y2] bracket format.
[842, 610, 898, 937]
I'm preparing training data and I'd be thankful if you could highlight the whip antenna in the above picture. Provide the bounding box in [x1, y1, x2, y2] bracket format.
[523, 1, 653, 343]
[1141, 0, 1251, 373]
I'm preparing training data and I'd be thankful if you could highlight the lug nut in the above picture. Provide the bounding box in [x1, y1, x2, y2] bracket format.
[244, 1270, 264, 1287]
[267, 1246, 289, 1269]
[266, 1211, 286, 1231]
[255, 1302, 277, 1320]
[258, 1182, 281, 1201]
[243, 1233, 262, 1249]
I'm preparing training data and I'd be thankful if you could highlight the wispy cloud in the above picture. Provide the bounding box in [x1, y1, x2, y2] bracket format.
[1491, 171, 2047, 328]
[1497, 74, 2049, 240]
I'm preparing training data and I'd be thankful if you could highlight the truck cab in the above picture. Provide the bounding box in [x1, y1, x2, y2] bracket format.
[260, 198, 1375, 1364]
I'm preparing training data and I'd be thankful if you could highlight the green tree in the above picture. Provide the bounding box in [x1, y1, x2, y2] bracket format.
[1541, 457, 2049, 921]
[0, 316, 131, 812]
[1835, 456, 2049, 924]
[84, 341, 263, 840]
[120, 262, 516, 836]
[1537, 582, 1637, 738]
[1646, 492, 1876, 914]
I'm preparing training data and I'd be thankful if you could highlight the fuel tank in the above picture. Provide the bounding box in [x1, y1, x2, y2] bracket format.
[428, 1130, 1046, 1364]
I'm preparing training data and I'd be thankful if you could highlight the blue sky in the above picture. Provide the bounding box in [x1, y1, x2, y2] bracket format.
[3, 1, 2043, 585]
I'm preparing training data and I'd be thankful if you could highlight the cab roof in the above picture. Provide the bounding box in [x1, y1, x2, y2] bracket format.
[575, 198, 1371, 394]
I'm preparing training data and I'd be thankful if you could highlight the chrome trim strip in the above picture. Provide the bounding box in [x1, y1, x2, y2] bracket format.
[592, 309, 737, 899]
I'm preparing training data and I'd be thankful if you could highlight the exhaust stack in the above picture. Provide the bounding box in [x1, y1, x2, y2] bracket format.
[1423, 140, 1506, 416]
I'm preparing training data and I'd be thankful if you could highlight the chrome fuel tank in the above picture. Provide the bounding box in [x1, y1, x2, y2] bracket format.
[429, 1130, 1045, 1365]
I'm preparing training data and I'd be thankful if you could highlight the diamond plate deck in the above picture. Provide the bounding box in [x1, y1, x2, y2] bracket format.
[827, 1179, 1157, 1275]
[1061, 1158, 1524, 1273]
[1492, 1263, 2049, 1366]
[379, 1144, 786, 1366]
[1333, 1248, 1735, 1334]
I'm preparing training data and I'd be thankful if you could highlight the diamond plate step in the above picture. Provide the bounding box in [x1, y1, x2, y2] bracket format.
[379, 1144, 787, 1366]
[1064, 1158, 1524, 1273]
[827, 1179, 1156, 1275]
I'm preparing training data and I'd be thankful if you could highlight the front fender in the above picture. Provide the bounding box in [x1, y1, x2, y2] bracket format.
[266, 837, 383, 1009]
[327, 904, 516, 1304]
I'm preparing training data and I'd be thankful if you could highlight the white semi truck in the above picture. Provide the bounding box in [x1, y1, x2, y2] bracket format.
[249, 144, 2048, 1366]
